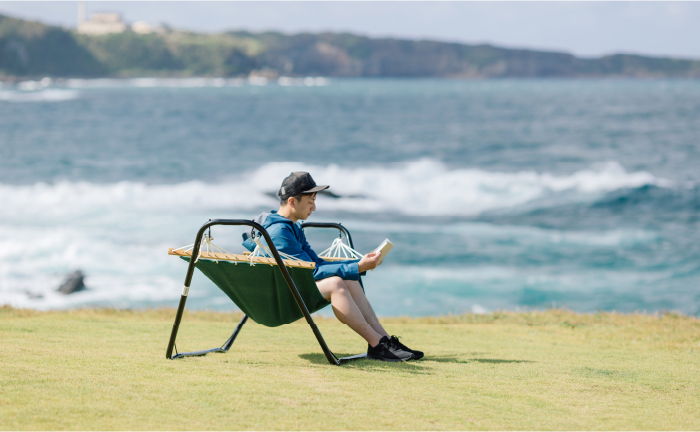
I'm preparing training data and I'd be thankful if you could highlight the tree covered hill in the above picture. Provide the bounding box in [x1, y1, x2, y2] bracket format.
[2, 13, 700, 79]
[0, 14, 104, 76]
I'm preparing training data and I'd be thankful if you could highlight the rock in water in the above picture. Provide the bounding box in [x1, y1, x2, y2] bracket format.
[57, 270, 85, 294]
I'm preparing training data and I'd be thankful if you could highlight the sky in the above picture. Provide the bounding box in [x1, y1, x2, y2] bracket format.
[1, 1, 699, 59]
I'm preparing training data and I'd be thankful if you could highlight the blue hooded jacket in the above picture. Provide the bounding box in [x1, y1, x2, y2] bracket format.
[244, 211, 361, 281]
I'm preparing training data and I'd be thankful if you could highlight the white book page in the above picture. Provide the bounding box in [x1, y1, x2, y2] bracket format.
[371, 238, 394, 266]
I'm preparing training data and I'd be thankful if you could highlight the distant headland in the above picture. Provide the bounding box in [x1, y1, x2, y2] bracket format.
[1, 13, 699, 80]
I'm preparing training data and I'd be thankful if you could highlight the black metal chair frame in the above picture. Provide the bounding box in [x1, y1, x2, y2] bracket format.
[165, 219, 367, 365]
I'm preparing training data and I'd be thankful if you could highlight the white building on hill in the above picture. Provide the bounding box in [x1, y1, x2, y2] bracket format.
[78, 12, 127, 35]
[76, 3, 156, 35]
[131, 21, 155, 34]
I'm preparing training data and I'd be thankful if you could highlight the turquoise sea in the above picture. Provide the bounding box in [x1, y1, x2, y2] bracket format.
[0, 78, 698, 316]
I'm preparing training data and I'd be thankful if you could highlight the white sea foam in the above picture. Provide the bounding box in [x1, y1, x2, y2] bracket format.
[0, 161, 675, 311]
[0, 161, 671, 220]
[29, 77, 331, 89]
[245, 160, 674, 216]
[60, 77, 328, 89]
[63, 77, 247, 88]
[278, 77, 329, 87]
[0, 89, 80, 103]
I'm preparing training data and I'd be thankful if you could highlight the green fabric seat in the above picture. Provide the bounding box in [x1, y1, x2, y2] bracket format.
[183, 257, 330, 327]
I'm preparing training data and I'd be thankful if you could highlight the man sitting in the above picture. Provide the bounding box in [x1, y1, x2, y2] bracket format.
[246, 172, 423, 362]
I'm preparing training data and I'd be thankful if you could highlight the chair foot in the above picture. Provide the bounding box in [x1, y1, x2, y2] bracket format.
[337, 353, 367, 364]
[171, 347, 226, 359]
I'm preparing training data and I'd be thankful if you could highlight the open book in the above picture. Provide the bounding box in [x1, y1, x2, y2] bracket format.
[371, 238, 394, 266]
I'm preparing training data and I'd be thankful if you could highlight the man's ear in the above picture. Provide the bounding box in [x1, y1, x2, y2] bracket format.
[287, 196, 296, 209]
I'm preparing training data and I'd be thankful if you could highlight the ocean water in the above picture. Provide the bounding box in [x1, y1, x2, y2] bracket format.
[1, 78, 698, 316]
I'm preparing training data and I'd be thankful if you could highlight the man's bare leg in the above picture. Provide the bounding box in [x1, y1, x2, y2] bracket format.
[316, 277, 383, 347]
[344, 280, 390, 338]
[345, 279, 424, 360]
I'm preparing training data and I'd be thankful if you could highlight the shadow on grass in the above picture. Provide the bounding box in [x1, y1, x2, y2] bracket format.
[470, 358, 534, 364]
[426, 355, 535, 364]
[579, 367, 635, 380]
[299, 353, 429, 374]
[299, 353, 534, 371]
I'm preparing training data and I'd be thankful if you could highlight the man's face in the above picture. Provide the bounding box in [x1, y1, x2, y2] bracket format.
[293, 193, 317, 220]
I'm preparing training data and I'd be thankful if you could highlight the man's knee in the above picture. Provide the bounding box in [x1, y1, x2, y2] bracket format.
[329, 277, 350, 295]
[319, 276, 348, 295]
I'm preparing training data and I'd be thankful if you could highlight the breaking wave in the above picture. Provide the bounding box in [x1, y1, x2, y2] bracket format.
[0, 89, 80, 103]
[0, 160, 674, 218]
[60, 77, 328, 88]
[247, 160, 674, 216]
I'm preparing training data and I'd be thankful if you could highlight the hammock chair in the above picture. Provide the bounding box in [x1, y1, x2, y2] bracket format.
[165, 219, 366, 365]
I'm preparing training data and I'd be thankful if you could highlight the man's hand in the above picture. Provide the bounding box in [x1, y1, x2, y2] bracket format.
[358, 251, 382, 272]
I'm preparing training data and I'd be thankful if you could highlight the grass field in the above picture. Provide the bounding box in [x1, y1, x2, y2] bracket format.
[1, 306, 699, 430]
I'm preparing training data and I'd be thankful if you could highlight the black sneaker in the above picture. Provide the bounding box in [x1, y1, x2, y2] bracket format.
[390, 335, 424, 360]
[367, 336, 414, 362]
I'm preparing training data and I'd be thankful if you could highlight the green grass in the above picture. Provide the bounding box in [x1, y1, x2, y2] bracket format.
[1, 306, 699, 430]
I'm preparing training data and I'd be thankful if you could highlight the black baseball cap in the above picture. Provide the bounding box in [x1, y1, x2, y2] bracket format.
[278, 172, 329, 201]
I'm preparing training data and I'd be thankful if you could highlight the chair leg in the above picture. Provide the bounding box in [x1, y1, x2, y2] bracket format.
[171, 314, 248, 359]
[337, 353, 367, 363]
[222, 315, 248, 351]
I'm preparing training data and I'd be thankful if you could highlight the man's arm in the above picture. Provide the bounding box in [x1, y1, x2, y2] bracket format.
[314, 260, 360, 281]
[295, 226, 382, 280]
[313, 251, 382, 281]
[266, 224, 310, 259]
